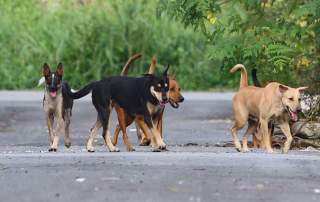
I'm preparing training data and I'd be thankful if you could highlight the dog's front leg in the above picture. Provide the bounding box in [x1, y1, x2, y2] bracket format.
[49, 114, 64, 152]
[278, 121, 292, 154]
[64, 109, 72, 148]
[46, 112, 54, 145]
[260, 119, 273, 153]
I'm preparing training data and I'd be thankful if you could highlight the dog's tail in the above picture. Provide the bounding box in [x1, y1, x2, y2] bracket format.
[251, 68, 262, 87]
[63, 81, 97, 99]
[120, 53, 142, 76]
[230, 64, 248, 88]
[148, 56, 157, 74]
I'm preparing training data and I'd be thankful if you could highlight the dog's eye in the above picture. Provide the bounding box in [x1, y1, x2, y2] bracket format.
[289, 97, 294, 101]
[298, 98, 301, 102]
[165, 83, 168, 87]
[170, 87, 174, 91]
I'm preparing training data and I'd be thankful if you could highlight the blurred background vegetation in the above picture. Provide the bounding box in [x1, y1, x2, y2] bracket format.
[0, 0, 319, 94]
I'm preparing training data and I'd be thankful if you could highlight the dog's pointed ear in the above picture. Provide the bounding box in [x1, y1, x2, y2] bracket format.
[279, 84, 289, 94]
[163, 64, 170, 76]
[298, 86, 308, 93]
[43, 63, 50, 77]
[148, 56, 157, 74]
[56, 63, 64, 76]
[170, 73, 176, 80]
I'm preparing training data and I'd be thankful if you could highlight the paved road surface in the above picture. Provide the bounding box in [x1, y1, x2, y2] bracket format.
[0, 91, 319, 202]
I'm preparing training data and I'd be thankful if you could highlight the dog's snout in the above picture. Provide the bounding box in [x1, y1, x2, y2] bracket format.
[297, 107, 302, 112]
[180, 96, 184, 102]
[162, 96, 168, 102]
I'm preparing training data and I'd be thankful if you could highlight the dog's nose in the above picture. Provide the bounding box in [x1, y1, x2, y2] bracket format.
[163, 96, 168, 102]
[297, 107, 302, 112]
[180, 96, 184, 102]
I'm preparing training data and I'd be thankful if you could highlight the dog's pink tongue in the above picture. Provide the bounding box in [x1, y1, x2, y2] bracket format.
[50, 91, 57, 97]
[290, 111, 298, 122]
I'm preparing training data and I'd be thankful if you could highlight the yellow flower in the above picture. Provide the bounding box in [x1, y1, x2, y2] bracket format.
[300, 57, 310, 66]
[207, 13, 217, 24]
[299, 20, 307, 27]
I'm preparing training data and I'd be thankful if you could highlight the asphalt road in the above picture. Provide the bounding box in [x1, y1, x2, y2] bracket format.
[0, 91, 319, 202]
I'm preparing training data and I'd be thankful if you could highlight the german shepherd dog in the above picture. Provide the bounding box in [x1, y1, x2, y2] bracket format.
[111, 56, 184, 151]
[42, 63, 73, 152]
[63, 65, 170, 152]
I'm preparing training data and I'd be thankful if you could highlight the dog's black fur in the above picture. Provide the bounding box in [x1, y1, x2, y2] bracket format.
[251, 68, 262, 87]
[63, 67, 170, 150]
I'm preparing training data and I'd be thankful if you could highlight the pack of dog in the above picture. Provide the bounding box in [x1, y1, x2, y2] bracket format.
[40, 58, 307, 154]
[111, 55, 184, 152]
[61, 57, 173, 152]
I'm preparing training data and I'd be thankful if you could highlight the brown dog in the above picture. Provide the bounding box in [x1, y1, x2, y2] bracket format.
[230, 64, 307, 153]
[111, 57, 184, 151]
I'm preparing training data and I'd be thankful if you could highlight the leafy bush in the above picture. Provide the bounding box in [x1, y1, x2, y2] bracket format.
[159, 0, 320, 88]
[0, 0, 219, 90]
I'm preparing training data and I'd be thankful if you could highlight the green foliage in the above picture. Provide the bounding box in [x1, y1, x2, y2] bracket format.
[160, 0, 320, 89]
[0, 0, 217, 90]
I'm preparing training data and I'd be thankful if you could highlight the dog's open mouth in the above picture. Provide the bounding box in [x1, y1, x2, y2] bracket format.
[159, 100, 167, 107]
[50, 91, 57, 98]
[169, 99, 179, 108]
[286, 106, 298, 122]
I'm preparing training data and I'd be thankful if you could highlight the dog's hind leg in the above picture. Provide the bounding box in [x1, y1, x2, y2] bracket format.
[96, 102, 119, 152]
[278, 118, 292, 154]
[118, 113, 135, 152]
[231, 102, 248, 152]
[112, 125, 121, 146]
[86, 116, 101, 152]
[64, 109, 72, 148]
[242, 119, 257, 152]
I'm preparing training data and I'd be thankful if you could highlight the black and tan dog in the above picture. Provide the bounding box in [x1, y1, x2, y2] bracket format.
[63, 64, 170, 152]
[110, 56, 184, 151]
[42, 63, 73, 152]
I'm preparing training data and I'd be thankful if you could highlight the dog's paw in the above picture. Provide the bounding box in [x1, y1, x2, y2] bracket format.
[241, 148, 250, 153]
[152, 148, 162, 152]
[48, 148, 57, 152]
[159, 144, 167, 150]
[110, 147, 120, 152]
[266, 149, 274, 153]
[282, 149, 289, 154]
[87, 149, 95, 153]
[127, 146, 136, 152]
[235, 147, 241, 152]
[140, 138, 151, 146]
[65, 142, 71, 148]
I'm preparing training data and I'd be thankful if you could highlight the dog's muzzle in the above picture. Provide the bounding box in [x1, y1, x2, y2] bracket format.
[169, 96, 184, 109]
[285, 106, 299, 122]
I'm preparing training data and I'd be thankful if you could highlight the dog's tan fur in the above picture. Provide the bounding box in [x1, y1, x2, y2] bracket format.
[231, 64, 307, 153]
[43, 64, 72, 151]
